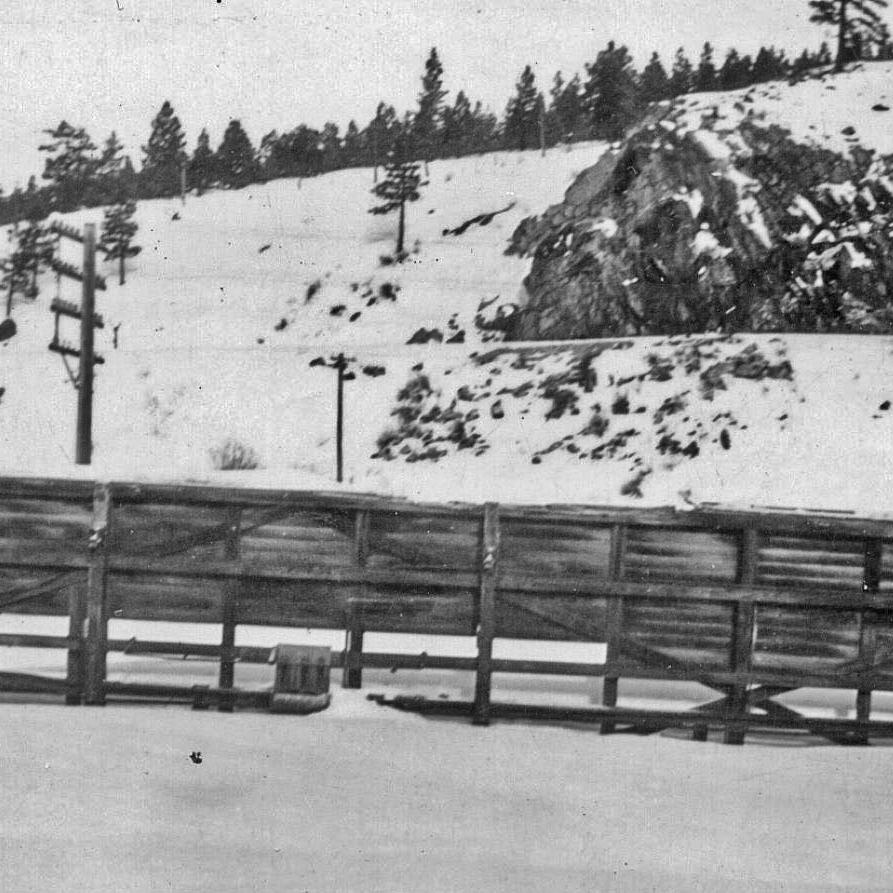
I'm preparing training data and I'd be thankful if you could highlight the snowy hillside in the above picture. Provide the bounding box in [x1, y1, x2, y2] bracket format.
[2, 65, 893, 513]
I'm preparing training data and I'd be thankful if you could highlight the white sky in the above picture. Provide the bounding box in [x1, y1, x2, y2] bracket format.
[0, 0, 887, 188]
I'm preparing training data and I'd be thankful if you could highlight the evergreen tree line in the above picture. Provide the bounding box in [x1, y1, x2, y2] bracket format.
[2, 28, 892, 227]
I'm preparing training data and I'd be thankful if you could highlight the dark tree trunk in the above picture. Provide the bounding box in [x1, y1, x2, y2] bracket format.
[119, 251, 125, 286]
[397, 198, 406, 255]
[836, 0, 849, 71]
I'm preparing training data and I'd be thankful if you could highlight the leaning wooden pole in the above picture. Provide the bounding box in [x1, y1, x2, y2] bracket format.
[75, 224, 96, 465]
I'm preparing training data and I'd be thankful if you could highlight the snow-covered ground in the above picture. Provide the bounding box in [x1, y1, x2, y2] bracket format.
[675, 61, 893, 158]
[3, 66, 893, 512]
[3, 662, 893, 893]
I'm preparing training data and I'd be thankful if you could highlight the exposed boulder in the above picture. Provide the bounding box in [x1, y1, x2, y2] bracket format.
[506, 108, 893, 340]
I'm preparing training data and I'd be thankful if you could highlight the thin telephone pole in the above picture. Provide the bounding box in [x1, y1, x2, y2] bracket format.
[75, 224, 96, 465]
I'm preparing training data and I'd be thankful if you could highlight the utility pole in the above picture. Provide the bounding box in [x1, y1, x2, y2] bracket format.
[48, 221, 106, 465]
[333, 353, 355, 483]
[309, 352, 357, 483]
[76, 224, 97, 464]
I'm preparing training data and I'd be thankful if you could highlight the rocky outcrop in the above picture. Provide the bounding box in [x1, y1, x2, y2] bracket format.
[504, 105, 893, 340]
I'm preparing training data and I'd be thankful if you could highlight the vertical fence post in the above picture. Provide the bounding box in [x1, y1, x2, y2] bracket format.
[601, 523, 626, 735]
[66, 583, 87, 705]
[725, 527, 759, 745]
[84, 484, 112, 705]
[218, 507, 241, 712]
[856, 539, 883, 744]
[343, 509, 369, 690]
[473, 503, 500, 726]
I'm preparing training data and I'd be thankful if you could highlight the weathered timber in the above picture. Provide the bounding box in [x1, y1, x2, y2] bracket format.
[84, 485, 112, 705]
[218, 507, 241, 712]
[373, 696, 893, 740]
[66, 584, 86, 704]
[473, 503, 499, 726]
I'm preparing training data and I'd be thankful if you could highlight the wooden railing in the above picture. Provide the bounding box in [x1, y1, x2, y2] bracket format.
[1, 476, 892, 743]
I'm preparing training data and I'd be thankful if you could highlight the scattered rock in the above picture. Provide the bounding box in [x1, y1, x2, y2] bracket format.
[0, 318, 17, 342]
[611, 394, 630, 415]
[406, 327, 443, 345]
[274, 318, 288, 331]
[720, 428, 732, 450]
[329, 305, 346, 316]
[442, 202, 516, 237]
[306, 280, 322, 302]
[258, 243, 271, 253]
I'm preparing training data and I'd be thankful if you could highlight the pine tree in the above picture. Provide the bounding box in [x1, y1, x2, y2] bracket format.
[216, 119, 257, 189]
[141, 101, 187, 198]
[791, 47, 815, 77]
[2, 237, 30, 317]
[39, 121, 97, 211]
[98, 199, 141, 286]
[752, 46, 790, 82]
[97, 132, 125, 179]
[639, 52, 671, 103]
[442, 90, 473, 156]
[188, 128, 216, 194]
[551, 73, 584, 143]
[816, 40, 835, 65]
[718, 48, 754, 89]
[584, 42, 640, 141]
[669, 47, 694, 96]
[320, 122, 342, 171]
[809, 0, 890, 68]
[695, 43, 718, 92]
[364, 103, 399, 181]
[22, 176, 48, 220]
[369, 134, 427, 257]
[94, 131, 126, 204]
[3, 220, 53, 313]
[505, 65, 542, 150]
[342, 120, 363, 167]
[414, 47, 448, 169]
[467, 102, 500, 154]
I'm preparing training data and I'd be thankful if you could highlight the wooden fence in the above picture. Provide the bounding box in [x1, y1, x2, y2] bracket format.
[2, 476, 893, 744]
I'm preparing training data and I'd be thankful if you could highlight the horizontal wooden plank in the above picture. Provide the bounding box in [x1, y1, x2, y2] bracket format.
[376, 697, 893, 738]
[0, 671, 68, 694]
[1, 475, 892, 539]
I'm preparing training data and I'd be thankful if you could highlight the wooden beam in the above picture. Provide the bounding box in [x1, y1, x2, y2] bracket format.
[473, 503, 500, 726]
[855, 540, 883, 743]
[373, 696, 893, 740]
[725, 528, 759, 744]
[342, 509, 371, 689]
[66, 583, 86, 704]
[218, 507, 241, 712]
[84, 484, 112, 705]
[602, 523, 626, 735]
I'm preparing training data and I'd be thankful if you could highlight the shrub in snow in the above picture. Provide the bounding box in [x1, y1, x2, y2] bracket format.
[210, 439, 261, 471]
